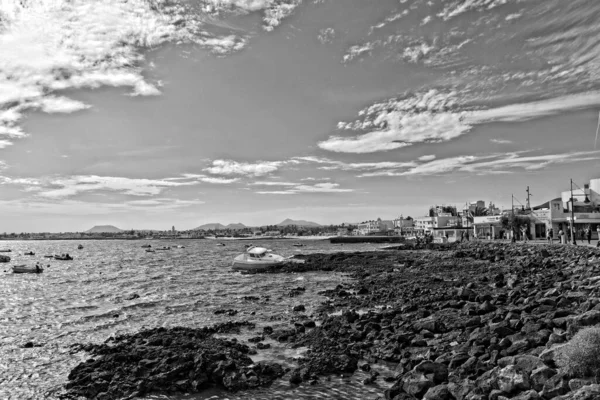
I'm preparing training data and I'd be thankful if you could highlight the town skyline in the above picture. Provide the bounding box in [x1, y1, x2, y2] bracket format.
[1, 0, 600, 232]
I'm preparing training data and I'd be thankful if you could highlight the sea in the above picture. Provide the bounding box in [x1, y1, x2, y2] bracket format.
[0, 239, 394, 400]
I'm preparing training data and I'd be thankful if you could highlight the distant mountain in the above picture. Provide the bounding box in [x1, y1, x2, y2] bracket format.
[86, 225, 123, 233]
[194, 223, 226, 230]
[226, 223, 247, 229]
[276, 218, 321, 227]
[194, 222, 247, 230]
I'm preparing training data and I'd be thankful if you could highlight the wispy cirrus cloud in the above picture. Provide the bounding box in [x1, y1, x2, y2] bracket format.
[177, 173, 240, 184]
[294, 156, 417, 170]
[252, 181, 298, 186]
[0, 197, 204, 216]
[319, 90, 600, 153]
[357, 150, 600, 177]
[35, 176, 199, 199]
[205, 159, 287, 176]
[490, 138, 512, 144]
[256, 182, 353, 195]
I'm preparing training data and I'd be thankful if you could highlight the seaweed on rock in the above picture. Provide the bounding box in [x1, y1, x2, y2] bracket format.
[61, 322, 285, 399]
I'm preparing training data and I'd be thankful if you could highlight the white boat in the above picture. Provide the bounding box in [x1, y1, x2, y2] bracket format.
[13, 265, 43, 274]
[232, 246, 286, 272]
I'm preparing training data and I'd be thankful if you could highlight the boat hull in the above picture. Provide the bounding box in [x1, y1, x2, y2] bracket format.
[231, 253, 286, 272]
[231, 260, 284, 272]
[13, 265, 43, 274]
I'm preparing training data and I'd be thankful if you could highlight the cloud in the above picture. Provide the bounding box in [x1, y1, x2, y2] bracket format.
[38, 97, 90, 113]
[205, 159, 285, 176]
[252, 181, 298, 186]
[342, 42, 378, 63]
[167, 173, 240, 184]
[357, 150, 600, 177]
[437, 0, 514, 21]
[198, 176, 240, 184]
[318, 28, 335, 44]
[0, 197, 204, 216]
[418, 155, 436, 161]
[293, 156, 417, 170]
[320, 90, 600, 153]
[0, 175, 200, 199]
[202, 0, 301, 31]
[0, 0, 262, 149]
[490, 138, 512, 144]
[256, 182, 353, 194]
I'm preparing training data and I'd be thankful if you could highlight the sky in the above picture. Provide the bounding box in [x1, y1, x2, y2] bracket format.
[1, 0, 600, 232]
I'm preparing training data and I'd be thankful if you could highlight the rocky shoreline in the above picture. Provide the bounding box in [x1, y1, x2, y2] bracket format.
[62, 242, 600, 399]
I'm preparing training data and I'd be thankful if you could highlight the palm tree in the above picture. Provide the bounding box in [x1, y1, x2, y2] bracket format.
[466, 205, 488, 224]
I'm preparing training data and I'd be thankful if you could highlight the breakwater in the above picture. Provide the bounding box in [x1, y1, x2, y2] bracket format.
[330, 236, 406, 244]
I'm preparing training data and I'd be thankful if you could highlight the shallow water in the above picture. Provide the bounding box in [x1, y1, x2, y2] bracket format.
[0, 239, 392, 399]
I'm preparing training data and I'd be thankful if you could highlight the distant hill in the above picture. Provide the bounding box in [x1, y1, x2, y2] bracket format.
[194, 223, 226, 230]
[86, 225, 123, 233]
[194, 223, 247, 230]
[226, 223, 247, 229]
[276, 218, 321, 227]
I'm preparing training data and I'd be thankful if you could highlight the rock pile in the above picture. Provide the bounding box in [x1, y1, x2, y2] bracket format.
[61, 322, 285, 399]
[276, 242, 600, 400]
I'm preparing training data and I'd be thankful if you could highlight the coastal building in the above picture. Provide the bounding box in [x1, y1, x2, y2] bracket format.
[393, 216, 415, 236]
[415, 212, 461, 236]
[357, 218, 394, 235]
[531, 178, 600, 239]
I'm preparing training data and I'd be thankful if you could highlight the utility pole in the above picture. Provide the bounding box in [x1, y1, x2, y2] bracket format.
[526, 186, 532, 210]
[511, 194, 516, 243]
[570, 179, 577, 245]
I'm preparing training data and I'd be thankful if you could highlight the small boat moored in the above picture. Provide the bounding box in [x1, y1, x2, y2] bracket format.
[13, 264, 43, 274]
[141, 244, 152, 248]
[156, 247, 171, 251]
[24, 251, 35, 255]
[0, 255, 10, 263]
[145, 249, 155, 253]
[77, 245, 84, 250]
[0, 249, 11, 253]
[43, 255, 54, 258]
[216, 243, 226, 247]
[292, 243, 305, 247]
[54, 254, 73, 261]
[232, 246, 286, 273]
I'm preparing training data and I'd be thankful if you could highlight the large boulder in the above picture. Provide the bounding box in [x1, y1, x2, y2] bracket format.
[540, 373, 570, 399]
[530, 366, 557, 392]
[496, 365, 530, 394]
[554, 384, 600, 400]
[402, 370, 435, 398]
[423, 384, 455, 400]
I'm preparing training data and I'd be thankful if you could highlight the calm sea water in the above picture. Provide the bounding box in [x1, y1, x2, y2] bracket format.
[0, 239, 392, 400]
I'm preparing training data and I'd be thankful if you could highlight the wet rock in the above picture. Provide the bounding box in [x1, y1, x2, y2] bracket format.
[63, 323, 281, 399]
[21, 341, 43, 348]
[401, 370, 435, 398]
[214, 309, 238, 316]
[302, 320, 316, 328]
[293, 305, 306, 312]
[125, 293, 140, 301]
